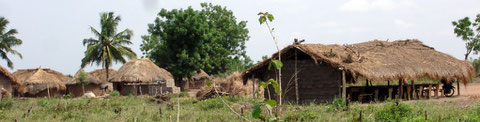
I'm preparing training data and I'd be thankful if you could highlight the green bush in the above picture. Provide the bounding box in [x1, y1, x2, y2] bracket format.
[37, 98, 50, 107]
[110, 90, 120, 96]
[0, 99, 13, 110]
[197, 97, 224, 110]
[64, 94, 72, 99]
[283, 109, 319, 121]
[375, 100, 413, 121]
[327, 98, 347, 112]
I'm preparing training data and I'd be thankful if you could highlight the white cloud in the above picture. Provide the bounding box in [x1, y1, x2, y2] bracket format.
[394, 19, 412, 28]
[340, 0, 417, 12]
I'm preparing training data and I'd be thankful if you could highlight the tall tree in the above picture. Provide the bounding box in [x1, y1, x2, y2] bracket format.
[0, 17, 23, 69]
[81, 12, 136, 82]
[452, 14, 480, 60]
[140, 3, 251, 80]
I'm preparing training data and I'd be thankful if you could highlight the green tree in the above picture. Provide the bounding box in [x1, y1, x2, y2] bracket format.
[81, 12, 137, 82]
[76, 70, 89, 94]
[452, 14, 480, 60]
[0, 17, 23, 69]
[140, 3, 251, 80]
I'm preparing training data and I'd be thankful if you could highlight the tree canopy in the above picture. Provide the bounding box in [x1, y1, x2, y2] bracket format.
[141, 3, 252, 79]
[452, 14, 480, 60]
[0, 17, 23, 69]
[81, 12, 137, 81]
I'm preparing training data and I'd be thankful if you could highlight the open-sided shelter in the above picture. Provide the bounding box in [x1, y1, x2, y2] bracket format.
[13, 68, 69, 97]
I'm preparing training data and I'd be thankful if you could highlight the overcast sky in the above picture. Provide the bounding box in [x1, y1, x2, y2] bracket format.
[0, 0, 479, 75]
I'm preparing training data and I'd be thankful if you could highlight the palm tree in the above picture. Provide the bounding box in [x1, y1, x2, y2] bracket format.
[81, 12, 136, 82]
[0, 17, 23, 69]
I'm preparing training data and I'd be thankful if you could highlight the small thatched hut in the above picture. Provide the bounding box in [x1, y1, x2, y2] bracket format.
[243, 39, 474, 103]
[184, 70, 211, 90]
[65, 69, 116, 97]
[109, 58, 180, 95]
[0, 65, 21, 96]
[14, 68, 69, 97]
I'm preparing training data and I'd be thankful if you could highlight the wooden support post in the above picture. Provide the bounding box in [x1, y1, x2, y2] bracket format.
[47, 84, 51, 98]
[412, 80, 416, 99]
[295, 50, 299, 104]
[399, 80, 403, 99]
[374, 89, 379, 102]
[419, 86, 424, 99]
[140, 85, 143, 95]
[407, 86, 411, 100]
[427, 85, 432, 99]
[252, 75, 255, 98]
[457, 80, 460, 96]
[388, 88, 393, 99]
[342, 70, 347, 101]
[434, 85, 439, 98]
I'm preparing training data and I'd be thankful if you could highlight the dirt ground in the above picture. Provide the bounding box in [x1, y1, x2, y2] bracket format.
[409, 83, 480, 106]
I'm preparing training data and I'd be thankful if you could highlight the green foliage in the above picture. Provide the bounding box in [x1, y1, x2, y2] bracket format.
[257, 12, 274, 24]
[81, 12, 137, 81]
[327, 98, 347, 112]
[169, 92, 189, 98]
[0, 99, 13, 110]
[251, 104, 262, 119]
[110, 90, 120, 96]
[140, 3, 251, 79]
[64, 94, 72, 99]
[452, 14, 480, 60]
[197, 97, 224, 110]
[283, 109, 319, 121]
[375, 100, 414, 121]
[0, 17, 23, 69]
[37, 98, 50, 107]
[268, 59, 283, 70]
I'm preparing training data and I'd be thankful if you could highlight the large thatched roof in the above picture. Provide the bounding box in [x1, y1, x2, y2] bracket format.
[0, 65, 20, 86]
[243, 39, 474, 83]
[65, 69, 116, 85]
[13, 68, 69, 94]
[109, 58, 173, 83]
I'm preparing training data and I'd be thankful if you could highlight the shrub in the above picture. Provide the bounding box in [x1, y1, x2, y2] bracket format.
[110, 91, 120, 96]
[197, 97, 224, 110]
[327, 98, 347, 112]
[375, 100, 413, 121]
[0, 99, 13, 110]
[283, 109, 319, 121]
[64, 94, 72, 99]
[37, 98, 50, 107]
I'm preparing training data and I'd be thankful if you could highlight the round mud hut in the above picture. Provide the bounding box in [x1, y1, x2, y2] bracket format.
[65, 69, 116, 97]
[0, 65, 21, 97]
[184, 70, 210, 90]
[109, 58, 180, 95]
[13, 68, 69, 97]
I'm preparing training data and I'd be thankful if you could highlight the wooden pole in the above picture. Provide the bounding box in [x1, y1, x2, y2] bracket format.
[295, 49, 299, 104]
[47, 84, 50, 98]
[399, 80, 403, 99]
[342, 70, 347, 101]
[434, 85, 439, 98]
[457, 80, 460, 96]
[252, 76, 255, 98]
[427, 85, 432, 99]
[412, 80, 416, 99]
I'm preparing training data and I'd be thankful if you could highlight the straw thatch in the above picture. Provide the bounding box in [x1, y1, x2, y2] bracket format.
[109, 58, 173, 83]
[13, 68, 69, 95]
[0, 65, 20, 86]
[192, 70, 210, 81]
[197, 72, 263, 100]
[243, 39, 474, 83]
[65, 69, 116, 85]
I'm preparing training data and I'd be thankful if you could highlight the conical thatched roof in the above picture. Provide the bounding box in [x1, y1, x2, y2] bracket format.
[13, 68, 68, 94]
[0, 65, 20, 86]
[109, 58, 173, 83]
[65, 69, 116, 85]
[243, 39, 474, 83]
[192, 70, 210, 81]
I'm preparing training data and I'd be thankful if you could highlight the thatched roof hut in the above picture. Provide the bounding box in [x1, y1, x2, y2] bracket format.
[244, 39, 474, 83]
[0, 65, 20, 95]
[110, 58, 179, 95]
[192, 70, 210, 81]
[65, 69, 116, 85]
[110, 58, 173, 83]
[13, 68, 69, 96]
[0, 65, 20, 86]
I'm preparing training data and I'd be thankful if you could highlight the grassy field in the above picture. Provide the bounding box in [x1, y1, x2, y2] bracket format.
[0, 95, 479, 122]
